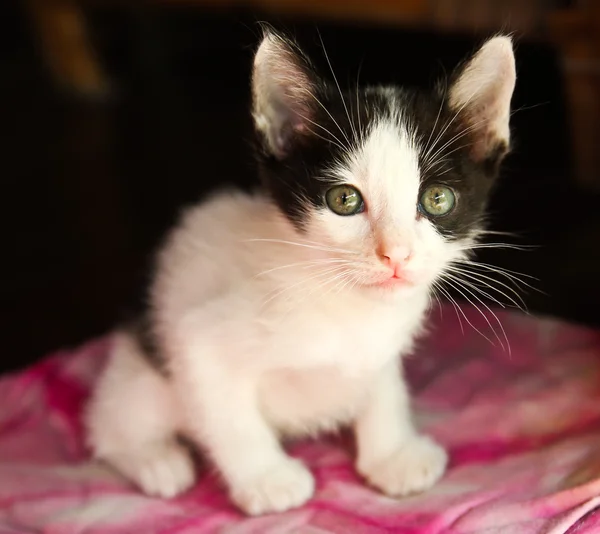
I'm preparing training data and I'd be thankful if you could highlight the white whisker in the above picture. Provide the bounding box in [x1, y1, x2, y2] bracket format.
[428, 283, 444, 317]
[442, 278, 505, 351]
[442, 270, 507, 309]
[283, 267, 354, 316]
[477, 229, 521, 238]
[457, 243, 538, 252]
[305, 89, 352, 149]
[432, 281, 465, 334]
[420, 85, 482, 170]
[243, 238, 355, 255]
[422, 89, 446, 162]
[298, 112, 347, 152]
[355, 58, 364, 143]
[457, 260, 540, 284]
[260, 264, 350, 310]
[443, 276, 511, 356]
[318, 31, 357, 147]
[422, 115, 490, 173]
[254, 258, 352, 278]
[448, 264, 528, 311]
[423, 143, 471, 175]
[322, 269, 355, 300]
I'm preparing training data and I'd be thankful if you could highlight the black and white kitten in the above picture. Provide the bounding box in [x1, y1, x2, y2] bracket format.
[85, 30, 516, 516]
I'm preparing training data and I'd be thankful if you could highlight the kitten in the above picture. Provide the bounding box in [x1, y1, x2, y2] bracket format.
[85, 30, 516, 516]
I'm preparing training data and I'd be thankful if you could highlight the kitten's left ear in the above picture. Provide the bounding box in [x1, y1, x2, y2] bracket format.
[449, 36, 516, 163]
[251, 30, 320, 159]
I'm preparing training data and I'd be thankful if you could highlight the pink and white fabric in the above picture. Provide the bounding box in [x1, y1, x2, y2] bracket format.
[2, 306, 600, 533]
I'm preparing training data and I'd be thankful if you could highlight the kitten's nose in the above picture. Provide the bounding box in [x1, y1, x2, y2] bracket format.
[380, 245, 412, 277]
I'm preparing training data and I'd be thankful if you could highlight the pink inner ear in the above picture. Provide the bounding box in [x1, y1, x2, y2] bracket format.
[252, 34, 317, 157]
[448, 37, 515, 160]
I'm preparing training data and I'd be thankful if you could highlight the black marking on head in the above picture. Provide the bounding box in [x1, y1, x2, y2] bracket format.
[253, 84, 394, 231]
[250, 31, 514, 237]
[408, 87, 510, 241]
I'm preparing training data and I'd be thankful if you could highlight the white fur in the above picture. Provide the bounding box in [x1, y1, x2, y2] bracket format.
[85, 139, 447, 514]
[85, 34, 515, 516]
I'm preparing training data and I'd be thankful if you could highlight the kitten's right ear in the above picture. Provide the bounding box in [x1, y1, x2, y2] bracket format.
[251, 30, 319, 159]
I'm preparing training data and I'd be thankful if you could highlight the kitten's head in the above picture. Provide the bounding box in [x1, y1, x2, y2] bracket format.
[251, 30, 516, 296]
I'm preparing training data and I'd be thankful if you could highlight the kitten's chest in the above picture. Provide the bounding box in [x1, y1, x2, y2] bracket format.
[254, 295, 428, 435]
[263, 294, 427, 372]
[258, 365, 373, 436]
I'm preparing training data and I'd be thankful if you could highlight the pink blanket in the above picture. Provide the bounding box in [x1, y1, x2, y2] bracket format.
[2, 307, 600, 533]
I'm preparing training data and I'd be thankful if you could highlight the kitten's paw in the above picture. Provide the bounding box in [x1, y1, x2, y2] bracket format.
[108, 441, 196, 499]
[358, 435, 447, 497]
[230, 458, 315, 515]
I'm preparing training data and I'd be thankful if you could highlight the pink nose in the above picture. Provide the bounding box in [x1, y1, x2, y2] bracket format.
[380, 246, 412, 277]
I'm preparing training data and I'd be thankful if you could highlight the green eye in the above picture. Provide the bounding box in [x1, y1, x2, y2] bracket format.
[419, 185, 456, 217]
[325, 184, 364, 216]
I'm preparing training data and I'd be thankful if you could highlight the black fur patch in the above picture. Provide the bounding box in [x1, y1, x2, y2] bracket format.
[253, 62, 509, 239]
[126, 313, 169, 376]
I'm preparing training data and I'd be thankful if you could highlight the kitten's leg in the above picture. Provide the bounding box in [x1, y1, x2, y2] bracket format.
[174, 346, 314, 515]
[85, 332, 196, 498]
[353, 361, 447, 496]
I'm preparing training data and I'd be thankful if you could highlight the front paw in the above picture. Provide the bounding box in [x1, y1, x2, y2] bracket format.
[358, 435, 447, 497]
[230, 458, 315, 516]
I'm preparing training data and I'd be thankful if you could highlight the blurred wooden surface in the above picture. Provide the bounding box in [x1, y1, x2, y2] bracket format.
[25, 0, 109, 98]
[23, 0, 559, 96]
[23, 0, 600, 187]
[548, 3, 600, 189]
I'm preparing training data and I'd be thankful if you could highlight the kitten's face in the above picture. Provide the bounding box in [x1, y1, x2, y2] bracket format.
[252, 32, 516, 296]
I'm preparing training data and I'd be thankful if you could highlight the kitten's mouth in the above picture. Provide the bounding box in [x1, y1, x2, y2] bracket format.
[372, 274, 416, 290]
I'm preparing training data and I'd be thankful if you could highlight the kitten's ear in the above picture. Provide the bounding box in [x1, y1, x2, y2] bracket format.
[251, 30, 319, 159]
[448, 36, 516, 163]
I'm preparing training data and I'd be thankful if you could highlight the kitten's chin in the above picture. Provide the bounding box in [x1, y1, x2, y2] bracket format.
[364, 275, 425, 298]
[373, 277, 412, 290]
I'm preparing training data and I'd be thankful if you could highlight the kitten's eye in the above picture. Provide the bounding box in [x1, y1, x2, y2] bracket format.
[325, 184, 364, 216]
[419, 185, 456, 217]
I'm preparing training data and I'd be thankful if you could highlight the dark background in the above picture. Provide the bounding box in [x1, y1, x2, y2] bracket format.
[2, 3, 598, 374]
